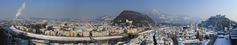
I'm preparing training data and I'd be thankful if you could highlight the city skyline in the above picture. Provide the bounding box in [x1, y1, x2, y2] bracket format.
[0, 0, 237, 21]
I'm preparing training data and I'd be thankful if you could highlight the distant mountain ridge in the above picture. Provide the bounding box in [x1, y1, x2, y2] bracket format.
[145, 10, 202, 25]
[97, 10, 201, 26]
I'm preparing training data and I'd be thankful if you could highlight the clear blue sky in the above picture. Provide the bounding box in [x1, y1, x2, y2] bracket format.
[0, 0, 237, 21]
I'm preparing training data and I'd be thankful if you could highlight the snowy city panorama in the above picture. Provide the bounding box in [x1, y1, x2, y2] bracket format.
[1, 0, 237, 45]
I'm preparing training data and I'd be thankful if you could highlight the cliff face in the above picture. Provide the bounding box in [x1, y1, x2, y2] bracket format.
[112, 10, 155, 27]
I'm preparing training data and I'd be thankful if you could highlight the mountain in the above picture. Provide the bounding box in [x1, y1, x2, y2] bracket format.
[112, 10, 155, 27]
[146, 9, 202, 25]
[94, 15, 116, 21]
[199, 15, 236, 31]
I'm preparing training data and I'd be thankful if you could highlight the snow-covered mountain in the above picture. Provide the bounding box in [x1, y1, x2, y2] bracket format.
[145, 9, 202, 25]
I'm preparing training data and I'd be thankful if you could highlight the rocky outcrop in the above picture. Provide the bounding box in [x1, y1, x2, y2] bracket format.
[112, 10, 155, 27]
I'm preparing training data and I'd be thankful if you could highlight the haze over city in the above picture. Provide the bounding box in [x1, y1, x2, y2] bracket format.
[0, 0, 237, 21]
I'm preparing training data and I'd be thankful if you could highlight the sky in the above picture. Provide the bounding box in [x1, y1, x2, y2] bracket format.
[0, 0, 237, 21]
